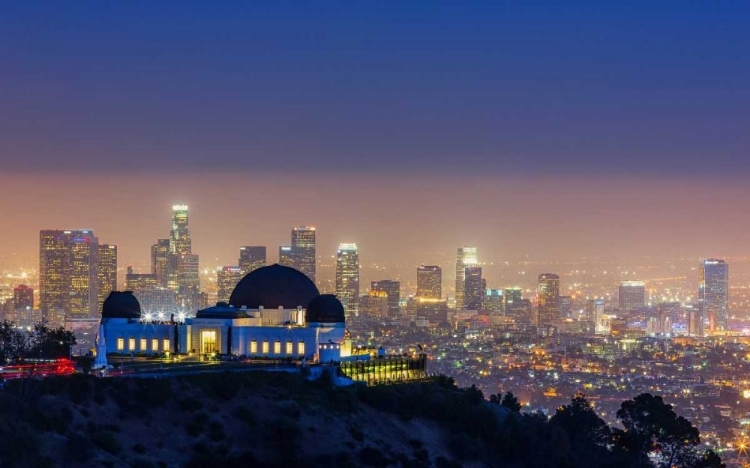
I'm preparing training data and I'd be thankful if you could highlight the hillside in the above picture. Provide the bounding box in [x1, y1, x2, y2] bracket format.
[0, 371, 725, 468]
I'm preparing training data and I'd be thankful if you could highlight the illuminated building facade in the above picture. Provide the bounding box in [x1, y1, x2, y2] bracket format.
[416, 265, 441, 300]
[619, 280, 646, 311]
[537, 273, 560, 325]
[97, 244, 118, 313]
[278, 246, 293, 267]
[370, 280, 400, 317]
[239, 246, 266, 274]
[150, 239, 171, 288]
[291, 226, 316, 284]
[100, 265, 347, 362]
[336, 243, 360, 317]
[125, 268, 159, 291]
[170, 205, 191, 255]
[503, 287, 523, 314]
[455, 247, 478, 309]
[483, 289, 503, 313]
[463, 266, 483, 310]
[134, 288, 177, 319]
[177, 254, 200, 310]
[559, 295, 572, 318]
[13, 285, 34, 310]
[217, 266, 244, 303]
[40, 230, 107, 318]
[416, 298, 448, 323]
[360, 291, 388, 318]
[699, 258, 728, 332]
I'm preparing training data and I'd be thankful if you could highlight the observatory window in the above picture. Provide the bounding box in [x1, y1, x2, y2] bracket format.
[298, 342, 305, 356]
[152, 338, 159, 352]
[163, 338, 170, 352]
[250, 340, 257, 354]
[274, 341, 281, 355]
[286, 341, 293, 355]
[128, 338, 135, 351]
[262, 341, 269, 355]
[140, 338, 147, 352]
[117, 338, 124, 352]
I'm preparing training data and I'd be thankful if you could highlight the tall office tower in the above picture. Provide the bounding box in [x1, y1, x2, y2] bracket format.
[177, 254, 200, 296]
[278, 246, 293, 267]
[417, 265, 442, 299]
[686, 303, 704, 337]
[39, 230, 71, 316]
[619, 281, 646, 311]
[463, 266, 483, 310]
[13, 285, 34, 310]
[537, 273, 560, 325]
[359, 291, 388, 318]
[699, 258, 729, 332]
[371, 280, 401, 317]
[151, 239, 171, 288]
[67, 230, 101, 318]
[291, 226, 316, 284]
[97, 244, 118, 313]
[336, 243, 360, 317]
[239, 246, 266, 274]
[503, 287, 523, 313]
[559, 296, 572, 318]
[483, 289, 503, 313]
[170, 205, 192, 255]
[455, 247, 478, 309]
[217, 266, 244, 303]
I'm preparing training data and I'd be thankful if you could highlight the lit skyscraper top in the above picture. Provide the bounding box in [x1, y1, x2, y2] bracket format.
[455, 247, 478, 310]
[170, 204, 191, 255]
[537, 273, 560, 325]
[336, 243, 360, 317]
[291, 226, 316, 284]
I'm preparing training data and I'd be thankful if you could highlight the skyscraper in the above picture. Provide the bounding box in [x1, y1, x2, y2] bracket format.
[239, 246, 266, 274]
[537, 273, 560, 325]
[13, 285, 34, 310]
[503, 287, 523, 314]
[463, 266, 483, 310]
[170, 205, 191, 255]
[416, 265, 442, 300]
[217, 266, 244, 303]
[291, 226, 316, 284]
[455, 247, 478, 309]
[619, 281, 646, 311]
[151, 239, 171, 288]
[40, 230, 101, 318]
[336, 243, 359, 317]
[278, 246, 293, 267]
[97, 244, 118, 313]
[699, 258, 729, 332]
[370, 280, 400, 317]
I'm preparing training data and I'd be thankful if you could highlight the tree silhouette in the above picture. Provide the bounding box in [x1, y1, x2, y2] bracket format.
[550, 393, 610, 448]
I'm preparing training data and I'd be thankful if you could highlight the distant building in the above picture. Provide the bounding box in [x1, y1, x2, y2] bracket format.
[619, 281, 646, 311]
[13, 285, 34, 310]
[97, 244, 118, 313]
[559, 296, 572, 318]
[134, 288, 178, 319]
[359, 291, 388, 318]
[416, 298, 448, 324]
[586, 298, 606, 334]
[686, 303, 704, 337]
[416, 265, 442, 300]
[239, 246, 266, 274]
[537, 273, 560, 325]
[370, 280, 400, 317]
[125, 268, 159, 291]
[503, 287, 523, 314]
[463, 266, 483, 310]
[699, 258, 728, 332]
[483, 289, 503, 313]
[217, 266, 244, 303]
[150, 239, 171, 288]
[177, 254, 200, 310]
[455, 247, 478, 310]
[291, 226, 316, 284]
[336, 244, 360, 317]
[170, 205, 191, 255]
[278, 246, 293, 267]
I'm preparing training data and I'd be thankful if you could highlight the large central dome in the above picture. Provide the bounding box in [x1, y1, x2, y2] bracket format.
[229, 264, 320, 310]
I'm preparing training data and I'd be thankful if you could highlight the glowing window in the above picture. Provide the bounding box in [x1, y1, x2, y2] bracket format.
[250, 340, 257, 354]
[152, 338, 159, 351]
[262, 341, 269, 354]
[117, 338, 124, 351]
[298, 342, 305, 356]
[140, 338, 147, 351]
[286, 341, 293, 355]
[128, 338, 135, 351]
[163, 338, 170, 351]
[274, 341, 281, 355]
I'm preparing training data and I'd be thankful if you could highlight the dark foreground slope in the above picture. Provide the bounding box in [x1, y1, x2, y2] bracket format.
[0, 372, 724, 468]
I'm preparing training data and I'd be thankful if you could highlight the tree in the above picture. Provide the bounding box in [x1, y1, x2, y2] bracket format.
[500, 392, 522, 413]
[614, 393, 702, 468]
[550, 393, 610, 448]
[0, 321, 28, 364]
[28, 323, 76, 359]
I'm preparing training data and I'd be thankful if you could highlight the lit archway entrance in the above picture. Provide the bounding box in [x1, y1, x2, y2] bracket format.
[201, 330, 217, 354]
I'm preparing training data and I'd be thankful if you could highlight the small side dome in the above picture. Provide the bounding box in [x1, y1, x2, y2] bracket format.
[306, 294, 345, 323]
[102, 291, 141, 319]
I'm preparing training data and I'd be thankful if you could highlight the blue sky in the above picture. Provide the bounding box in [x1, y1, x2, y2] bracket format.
[0, 1, 748, 176]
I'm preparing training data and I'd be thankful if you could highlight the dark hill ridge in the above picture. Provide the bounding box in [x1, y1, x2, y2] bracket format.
[0, 372, 724, 468]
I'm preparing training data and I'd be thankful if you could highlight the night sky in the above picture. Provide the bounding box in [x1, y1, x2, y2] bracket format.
[1, 1, 748, 268]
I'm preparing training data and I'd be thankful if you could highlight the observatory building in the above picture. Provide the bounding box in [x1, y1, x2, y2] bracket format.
[99, 264, 348, 362]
